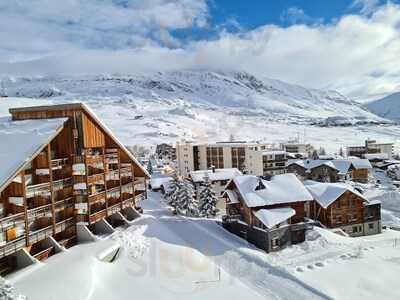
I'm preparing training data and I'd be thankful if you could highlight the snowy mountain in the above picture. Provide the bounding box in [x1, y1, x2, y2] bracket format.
[0, 70, 394, 150]
[366, 92, 400, 122]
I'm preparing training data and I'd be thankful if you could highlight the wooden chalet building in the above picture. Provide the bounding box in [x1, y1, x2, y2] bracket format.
[305, 181, 381, 236]
[288, 159, 372, 183]
[222, 174, 314, 252]
[0, 103, 149, 275]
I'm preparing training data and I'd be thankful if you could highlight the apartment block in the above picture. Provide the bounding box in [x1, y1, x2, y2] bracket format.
[176, 141, 271, 176]
[246, 150, 288, 176]
[347, 140, 394, 159]
[0, 103, 149, 275]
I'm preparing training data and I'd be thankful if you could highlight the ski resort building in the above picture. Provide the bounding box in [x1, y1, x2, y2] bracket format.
[246, 150, 288, 176]
[176, 140, 273, 177]
[347, 140, 394, 159]
[287, 158, 372, 183]
[305, 181, 381, 236]
[0, 103, 149, 276]
[281, 142, 313, 158]
[222, 174, 314, 252]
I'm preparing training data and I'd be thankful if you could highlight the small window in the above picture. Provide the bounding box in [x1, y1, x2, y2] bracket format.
[271, 238, 280, 249]
[352, 226, 358, 233]
[369, 223, 374, 229]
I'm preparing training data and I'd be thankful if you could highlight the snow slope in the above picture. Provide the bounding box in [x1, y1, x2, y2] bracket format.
[0, 70, 396, 154]
[9, 191, 400, 300]
[366, 92, 400, 121]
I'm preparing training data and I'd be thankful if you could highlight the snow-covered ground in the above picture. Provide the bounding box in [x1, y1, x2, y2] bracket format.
[8, 191, 400, 300]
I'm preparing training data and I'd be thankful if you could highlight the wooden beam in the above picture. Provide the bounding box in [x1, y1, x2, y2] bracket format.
[118, 149, 123, 210]
[103, 148, 108, 215]
[20, 171, 29, 246]
[47, 144, 56, 235]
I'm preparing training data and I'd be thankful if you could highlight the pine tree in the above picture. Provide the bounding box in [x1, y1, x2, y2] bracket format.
[147, 159, 153, 175]
[166, 175, 180, 212]
[176, 180, 198, 216]
[198, 176, 218, 217]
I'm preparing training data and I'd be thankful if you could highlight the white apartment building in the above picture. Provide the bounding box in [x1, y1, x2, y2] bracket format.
[176, 141, 271, 177]
[246, 150, 288, 176]
[282, 142, 314, 157]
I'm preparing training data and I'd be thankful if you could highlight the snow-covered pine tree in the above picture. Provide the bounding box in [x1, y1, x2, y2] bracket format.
[176, 179, 198, 216]
[198, 176, 218, 217]
[166, 175, 180, 212]
[147, 159, 153, 175]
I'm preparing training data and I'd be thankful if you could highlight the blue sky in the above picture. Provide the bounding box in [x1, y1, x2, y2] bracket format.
[0, 0, 399, 97]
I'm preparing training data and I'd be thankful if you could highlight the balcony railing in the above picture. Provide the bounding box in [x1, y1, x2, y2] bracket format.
[89, 209, 107, 224]
[29, 225, 53, 244]
[88, 191, 106, 204]
[107, 203, 121, 215]
[122, 198, 135, 209]
[27, 204, 52, 220]
[0, 213, 25, 232]
[32, 246, 54, 261]
[0, 236, 26, 259]
[55, 217, 75, 234]
[51, 158, 69, 169]
[87, 173, 105, 185]
[26, 182, 51, 198]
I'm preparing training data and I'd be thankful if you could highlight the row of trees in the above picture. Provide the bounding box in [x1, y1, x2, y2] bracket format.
[165, 175, 218, 218]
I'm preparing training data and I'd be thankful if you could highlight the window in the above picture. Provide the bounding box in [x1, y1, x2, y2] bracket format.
[271, 238, 280, 249]
[352, 226, 358, 233]
[369, 223, 374, 229]
[336, 215, 342, 224]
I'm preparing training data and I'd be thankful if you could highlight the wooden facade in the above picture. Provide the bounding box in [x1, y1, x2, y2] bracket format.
[223, 180, 311, 252]
[0, 103, 149, 275]
[311, 190, 381, 236]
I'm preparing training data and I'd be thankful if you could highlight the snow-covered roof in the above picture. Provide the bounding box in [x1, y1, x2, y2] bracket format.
[304, 181, 368, 209]
[9, 103, 150, 178]
[190, 168, 242, 182]
[262, 150, 286, 156]
[224, 190, 239, 204]
[363, 153, 389, 160]
[289, 158, 372, 175]
[254, 208, 295, 229]
[231, 174, 313, 208]
[0, 117, 67, 193]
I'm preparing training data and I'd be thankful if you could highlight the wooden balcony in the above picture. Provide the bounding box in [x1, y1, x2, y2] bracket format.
[122, 198, 135, 209]
[51, 158, 69, 170]
[27, 204, 52, 220]
[107, 203, 121, 215]
[55, 217, 75, 234]
[32, 246, 54, 261]
[107, 185, 120, 194]
[87, 173, 104, 185]
[88, 191, 106, 204]
[58, 235, 76, 248]
[86, 155, 103, 165]
[0, 213, 25, 232]
[89, 209, 107, 224]
[0, 236, 26, 259]
[29, 225, 53, 244]
[26, 182, 51, 198]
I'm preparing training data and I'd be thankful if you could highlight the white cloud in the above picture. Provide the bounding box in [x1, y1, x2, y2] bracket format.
[351, 0, 380, 15]
[1, 1, 400, 98]
[280, 7, 324, 25]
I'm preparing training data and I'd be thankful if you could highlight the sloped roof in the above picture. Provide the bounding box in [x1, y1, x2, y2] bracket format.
[224, 190, 239, 204]
[254, 208, 295, 229]
[231, 174, 313, 208]
[190, 168, 242, 182]
[304, 181, 368, 208]
[0, 117, 67, 193]
[289, 158, 372, 175]
[9, 103, 149, 178]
